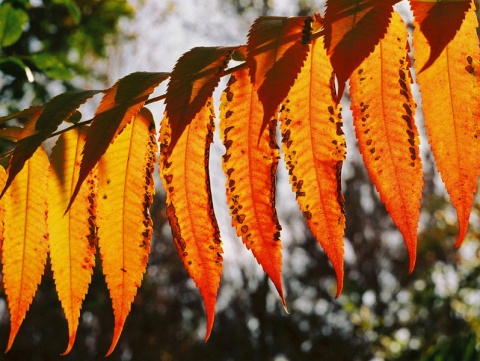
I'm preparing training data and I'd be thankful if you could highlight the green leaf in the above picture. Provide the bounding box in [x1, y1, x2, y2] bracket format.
[29, 53, 73, 80]
[0, 56, 34, 81]
[0, 3, 28, 47]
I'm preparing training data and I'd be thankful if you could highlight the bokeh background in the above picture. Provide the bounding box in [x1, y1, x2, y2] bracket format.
[1, 1, 480, 360]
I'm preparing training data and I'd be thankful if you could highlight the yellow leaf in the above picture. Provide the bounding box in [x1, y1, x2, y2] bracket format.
[280, 37, 345, 296]
[2, 147, 49, 352]
[96, 108, 157, 355]
[220, 66, 285, 305]
[350, 11, 423, 271]
[160, 98, 222, 341]
[48, 126, 97, 355]
[413, 2, 480, 246]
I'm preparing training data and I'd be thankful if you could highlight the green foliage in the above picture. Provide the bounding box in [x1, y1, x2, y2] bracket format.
[0, 0, 133, 111]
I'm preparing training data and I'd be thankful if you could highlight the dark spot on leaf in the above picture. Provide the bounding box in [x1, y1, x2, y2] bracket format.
[370, 147, 375, 154]
[225, 110, 234, 119]
[465, 65, 475, 75]
[366, 139, 372, 146]
[328, 106, 335, 115]
[226, 92, 234, 101]
[303, 210, 312, 220]
[236, 214, 246, 224]
[241, 225, 248, 234]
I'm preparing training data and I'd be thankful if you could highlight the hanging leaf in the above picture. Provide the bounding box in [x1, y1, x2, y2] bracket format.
[0, 90, 100, 198]
[165, 46, 235, 148]
[96, 108, 157, 355]
[69, 72, 168, 211]
[410, 0, 472, 73]
[280, 37, 346, 296]
[350, 11, 423, 272]
[2, 147, 49, 352]
[413, 2, 480, 247]
[246, 16, 309, 134]
[160, 99, 222, 341]
[220, 67, 285, 304]
[48, 126, 97, 355]
[322, 0, 397, 98]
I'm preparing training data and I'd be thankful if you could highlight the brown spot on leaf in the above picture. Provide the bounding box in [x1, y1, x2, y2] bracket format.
[236, 214, 246, 224]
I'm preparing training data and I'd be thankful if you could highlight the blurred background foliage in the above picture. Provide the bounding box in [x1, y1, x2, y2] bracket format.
[1, 1, 480, 360]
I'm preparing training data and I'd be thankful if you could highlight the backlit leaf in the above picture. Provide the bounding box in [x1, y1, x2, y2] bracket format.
[413, 2, 480, 247]
[1, 90, 99, 198]
[322, 0, 398, 98]
[165, 46, 234, 148]
[160, 99, 222, 341]
[410, 0, 471, 73]
[48, 126, 97, 355]
[350, 11, 423, 272]
[97, 108, 157, 356]
[280, 37, 345, 296]
[220, 66, 285, 304]
[2, 147, 49, 352]
[70, 72, 168, 211]
[246, 16, 309, 133]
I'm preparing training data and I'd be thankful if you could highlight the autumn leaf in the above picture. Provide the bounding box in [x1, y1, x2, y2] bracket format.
[220, 66, 285, 304]
[165, 46, 235, 148]
[69, 72, 168, 211]
[2, 147, 49, 352]
[322, 0, 398, 98]
[160, 99, 222, 341]
[413, 1, 480, 247]
[410, 0, 472, 73]
[279, 36, 346, 296]
[96, 108, 157, 355]
[246, 16, 309, 134]
[48, 126, 97, 355]
[350, 11, 423, 272]
[0, 90, 99, 198]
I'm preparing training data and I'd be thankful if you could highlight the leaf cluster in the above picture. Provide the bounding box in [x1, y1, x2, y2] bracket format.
[0, 0, 478, 355]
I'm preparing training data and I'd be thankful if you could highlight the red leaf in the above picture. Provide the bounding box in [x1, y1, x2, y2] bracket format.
[246, 16, 310, 134]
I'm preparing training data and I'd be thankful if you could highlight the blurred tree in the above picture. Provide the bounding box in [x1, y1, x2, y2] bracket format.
[0, 0, 133, 113]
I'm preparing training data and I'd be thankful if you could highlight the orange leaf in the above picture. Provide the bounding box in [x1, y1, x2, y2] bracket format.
[96, 108, 157, 355]
[322, 0, 397, 98]
[70, 72, 168, 211]
[160, 98, 222, 341]
[220, 66, 285, 304]
[280, 37, 345, 296]
[410, 0, 471, 73]
[350, 11, 423, 272]
[2, 147, 49, 352]
[246, 16, 310, 133]
[165, 46, 235, 148]
[413, 2, 480, 247]
[48, 126, 97, 355]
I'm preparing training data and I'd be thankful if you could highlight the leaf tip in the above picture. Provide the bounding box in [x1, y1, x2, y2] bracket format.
[61, 332, 76, 356]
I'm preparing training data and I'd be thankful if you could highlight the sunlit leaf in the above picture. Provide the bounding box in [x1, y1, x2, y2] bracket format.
[160, 99, 222, 341]
[410, 0, 471, 73]
[0, 90, 100, 198]
[97, 108, 157, 355]
[48, 126, 97, 355]
[246, 16, 309, 133]
[70, 72, 168, 211]
[2, 147, 49, 352]
[220, 66, 285, 304]
[413, 2, 480, 247]
[350, 11, 423, 272]
[280, 36, 345, 296]
[322, 0, 398, 98]
[165, 46, 234, 148]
